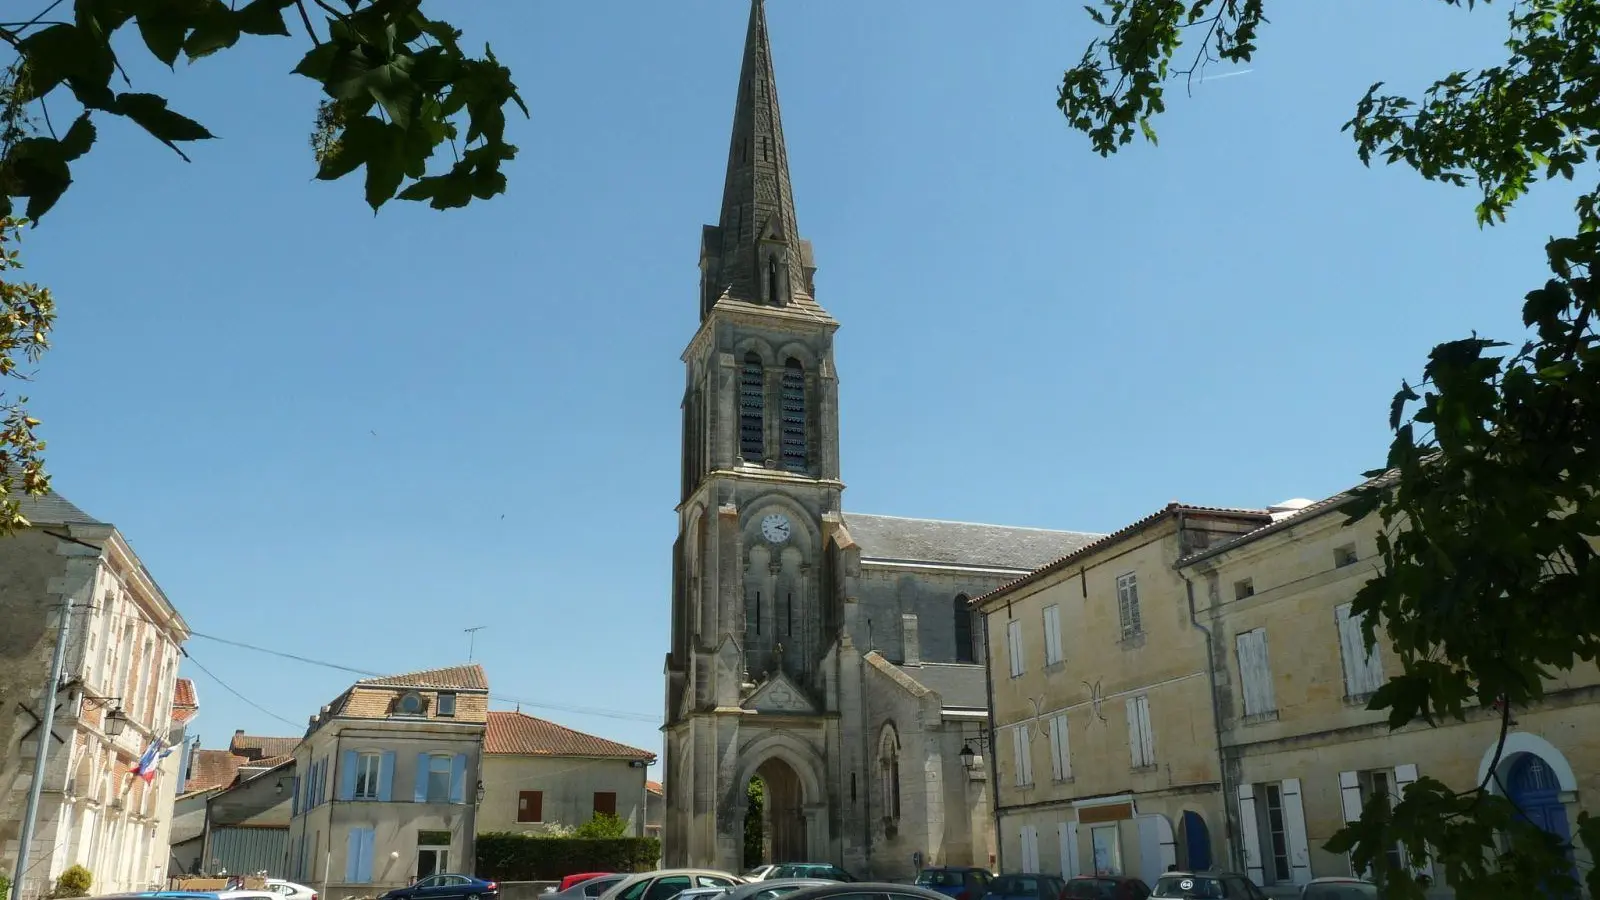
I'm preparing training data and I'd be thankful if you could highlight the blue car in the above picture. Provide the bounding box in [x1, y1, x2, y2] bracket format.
[379, 874, 500, 900]
[914, 868, 995, 900]
[982, 874, 1065, 900]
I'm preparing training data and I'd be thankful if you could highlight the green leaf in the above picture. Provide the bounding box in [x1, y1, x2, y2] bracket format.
[18, 24, 113, 102]
[293, 43, 341, 81]
[58, 114, 97, 162]
[134, 7, 187, 66]
[6, 138, 73, 220]
[315, 114, 386, 181]
[108, 93, 215, 156]
[236, 0, 293, 37]
[182, 2, 242, 60]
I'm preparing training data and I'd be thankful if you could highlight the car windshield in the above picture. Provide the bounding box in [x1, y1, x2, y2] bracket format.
[916, 872, 966, 887]
[988, 877, 1039, 896]
[1302, 885, 1378, 900]
[1151, 875, 1227, 898]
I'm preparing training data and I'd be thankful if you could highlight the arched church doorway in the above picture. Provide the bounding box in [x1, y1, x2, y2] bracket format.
[745, 758, 807, 865]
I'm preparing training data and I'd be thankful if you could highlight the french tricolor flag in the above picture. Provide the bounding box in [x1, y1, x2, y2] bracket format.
[129, 740, 172, 783]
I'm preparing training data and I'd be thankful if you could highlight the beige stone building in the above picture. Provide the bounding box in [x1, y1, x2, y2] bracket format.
[972, 505, 1270, 886]
[476, 711, 654, 836]
[0, 491, 193, 898]
[284, 665, 487, 895]
[1178, 482, 1600, 895]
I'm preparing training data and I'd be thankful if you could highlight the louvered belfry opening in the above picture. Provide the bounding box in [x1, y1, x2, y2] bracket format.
[780, 359, 806, 469]
[740, 353, 766, 460]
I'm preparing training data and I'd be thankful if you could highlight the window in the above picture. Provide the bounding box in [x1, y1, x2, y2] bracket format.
[1116, 573, 1142, 639]
[397, 692, 424, 716]
[1043, 604, 1063, 665]
[1263, 783, 1290, 882]
[426, 754, 452, 803]
[878, 726, 901, 820]
[644, 876, 691, 900]
[767, 255, 780, 304]
[1334, 544, 1359, 567]
[1048, 712, 1071, 781]
[1007, 619, 1024, 677]
[517, 790, 543, 823]
[953, 595, 975, 663]
[1356, 771, 1405, 874]
[1126, 695, 1154, 768]
[353, 752, 381, 800]
[593, 791, 617, 816]
[1234, 578, 1255, 599]
[416, 830, 450, 881]
[436, 693, 457, 717]
[1091, 824, 1122, 875]
[739, 353, 764, 460]
[1235, 628, 1278, 717]
[1335, 602, 1384, 699]
[779, 359, 806, 470]
[1011, 724, 1033, 786]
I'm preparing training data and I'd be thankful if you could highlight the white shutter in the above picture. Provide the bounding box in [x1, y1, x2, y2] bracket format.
[1137, 696, 1155, 765]
[1020, 724, 1034, 785]
[1125, 698, 1144, 767]
[1238, 783, 1264, 886]
[1048, 715, 1064, 781]
[1008, 619, 1024, 677]
[1393, 764, 1434, 880]
[1281, 778, 1312, 885]
[1339, 770, 1365, 877]
[1060, 820, 1080, 877]
[1050, 713, 1071, 780]
[1336, 603, 1384, 697]
[1012, 726, 1026, 787]
[1025, 825, 1041, 871]
[1236, 629, 1278, 716]
[1043, 605, 1062, 665]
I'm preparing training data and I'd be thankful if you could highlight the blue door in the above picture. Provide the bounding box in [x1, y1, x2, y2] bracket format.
[1178, 811, 1212, 872]
[1507, 755, 1575, 898]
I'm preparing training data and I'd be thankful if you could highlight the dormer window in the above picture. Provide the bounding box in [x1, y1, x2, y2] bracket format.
[396, 692, 425, 716]
[436, 693, 457, 717]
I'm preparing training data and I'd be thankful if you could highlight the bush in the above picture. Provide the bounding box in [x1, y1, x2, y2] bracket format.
[50, 865, 92, 898]
[573, 813, 628, 839]
[0, 873, 12, 899]
[476, 833, 661, 880]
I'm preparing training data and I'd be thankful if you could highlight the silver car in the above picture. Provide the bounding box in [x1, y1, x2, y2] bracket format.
[598, 869, 744, 900]
[675, 879, 836, 900]
[548, 875, 629, 900]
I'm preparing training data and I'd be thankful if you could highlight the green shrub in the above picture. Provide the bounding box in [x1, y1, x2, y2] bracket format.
[476, 833, 660, 880]
[0, 872, 12, 899]
[50, 865, 92, 898]
[573, 813, 628, 839]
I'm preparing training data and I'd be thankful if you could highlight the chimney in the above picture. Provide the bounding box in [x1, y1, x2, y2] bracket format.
[234, 729, 244, 736]
[901, 614, 921, 666]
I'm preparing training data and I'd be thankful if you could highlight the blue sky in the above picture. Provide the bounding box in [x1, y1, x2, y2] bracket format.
[22, 0, 1571, 774]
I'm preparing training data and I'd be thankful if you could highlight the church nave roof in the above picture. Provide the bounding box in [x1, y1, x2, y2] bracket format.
[842, 512, 1101, 572]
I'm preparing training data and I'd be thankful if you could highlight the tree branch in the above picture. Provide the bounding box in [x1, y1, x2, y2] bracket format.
[294, 0, 321, 45]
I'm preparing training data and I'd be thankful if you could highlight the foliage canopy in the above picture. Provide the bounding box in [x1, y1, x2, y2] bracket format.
[1060, 1, 1600, 897]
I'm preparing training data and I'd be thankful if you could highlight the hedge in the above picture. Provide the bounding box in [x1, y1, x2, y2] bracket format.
[476, 833, 662, 880]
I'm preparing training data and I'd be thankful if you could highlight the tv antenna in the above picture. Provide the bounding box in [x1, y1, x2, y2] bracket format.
[464, 626, 487, 661]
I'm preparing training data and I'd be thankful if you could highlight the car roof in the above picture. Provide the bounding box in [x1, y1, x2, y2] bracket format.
[783, 884, 949, 900]
[1306, 878, 1371, 884]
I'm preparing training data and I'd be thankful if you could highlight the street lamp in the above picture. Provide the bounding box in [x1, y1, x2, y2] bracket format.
[959, 744, 976, 769]
[104, 708, 128, 739]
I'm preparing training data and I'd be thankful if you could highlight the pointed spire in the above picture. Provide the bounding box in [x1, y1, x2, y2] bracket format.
[701, 0, 819, 317]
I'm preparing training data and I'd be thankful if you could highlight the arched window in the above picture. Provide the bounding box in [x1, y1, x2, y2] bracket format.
[768, 254, 781, 304]
[739, 353, 765, 460]
[954, 594, 975, 663]
[780, 359, 807, 470]
[878, 725, 901, 822]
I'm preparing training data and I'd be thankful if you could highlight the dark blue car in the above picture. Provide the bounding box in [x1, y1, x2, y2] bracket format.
[379, 874, 500, 900]
[914, 868, 994, 900]
[983, 874, 1066, 900]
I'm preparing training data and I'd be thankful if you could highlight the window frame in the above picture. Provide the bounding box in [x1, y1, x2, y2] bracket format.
[517, 789, 543, 824]
[1043, 604, 1063, 666]
[738, 353, 766, 461]
[1116, 573, 1142, 639]
[353, 751, 382, 800]
[1006, 619, 1024, 678]
[436, 693, 457, 717]
[425, 753, 453, 803]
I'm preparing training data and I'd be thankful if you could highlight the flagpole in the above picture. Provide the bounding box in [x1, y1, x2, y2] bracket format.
[11, 601, 73, 900]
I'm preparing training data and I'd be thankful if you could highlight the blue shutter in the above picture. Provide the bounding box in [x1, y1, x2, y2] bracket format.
[378, 751, 395, 802]
[449, 753, 468, 804]
[357, 828, 376, 883]
[291, 775, 300, 816]
[338, 750, 358, 801]
[345, 828, 362, 882]
[414, 753, 430, 803]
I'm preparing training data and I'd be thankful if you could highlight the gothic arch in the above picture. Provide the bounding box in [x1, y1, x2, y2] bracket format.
[734, 731, 826, 805]
[739, 494, 820, 556]
[877, 722, 903, 823]
[1477, 732, 1578, 793]
[774, 342, 819, 370]
[732, 337, 778, 368]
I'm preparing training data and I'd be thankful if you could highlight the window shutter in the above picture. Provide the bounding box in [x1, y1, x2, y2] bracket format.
[291, 776, 300, 816]
[1125, 698, 1143, 767]
[1048, 715, 1064, 781]
[1392, 764, 1433, 879]
[1012, 727, 1025, 786]
[338, 750, 358, 801]
[1043, 605, 1062, 665]
[1280, 778, 1312, 885]
[1020, 724, 1033, 785]
[1007, 619, 1024, 677]
[449, 753, 469, 804]
[1339, 770, 1365, 877]
[345, 828, 362, 882]
[414, 753, 430, 803]
[378, 751, 395, 802]
[1237, 783, 1264, 886]
[359, 827, 376, 883]
[1236, 629, 1277, 716]
[1135, 697, 1154, 766]
[1049, 713, 1070, 781]
[1061, 820, 1080, 877]
[1336, 603, 1384, 697]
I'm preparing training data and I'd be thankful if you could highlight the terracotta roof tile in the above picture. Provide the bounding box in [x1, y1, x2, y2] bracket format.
[1178, 470, 1401, 567]
[646, 781, 663, 795]
[228, 732, 301, 761]
[184, 749, 245, 793]
[485, 711, 654, 760]
[358, 664, 488, 691]
[172, 678, 198, 726]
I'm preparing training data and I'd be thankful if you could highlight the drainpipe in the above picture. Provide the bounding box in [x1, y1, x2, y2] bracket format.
[980, 610, 1002, 874]
[1177, 510, 1240, 874]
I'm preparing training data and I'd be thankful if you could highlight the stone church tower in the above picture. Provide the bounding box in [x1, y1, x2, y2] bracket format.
[663, 0, 1099, 876]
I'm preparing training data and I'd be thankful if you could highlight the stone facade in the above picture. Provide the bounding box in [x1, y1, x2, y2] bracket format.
[660, 1, 1101, 878]
[0, 491, 191, 898]
[476, 710, 654, 837]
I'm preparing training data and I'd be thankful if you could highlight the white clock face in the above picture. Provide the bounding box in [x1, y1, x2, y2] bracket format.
[761, 513, 793, 544]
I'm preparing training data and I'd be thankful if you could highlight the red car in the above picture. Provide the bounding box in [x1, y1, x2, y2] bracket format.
[559, 874, 614, 893]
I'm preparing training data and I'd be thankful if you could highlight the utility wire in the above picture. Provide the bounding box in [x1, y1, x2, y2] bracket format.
[180, 647, 302, 730]
[185, 631, 659, 725]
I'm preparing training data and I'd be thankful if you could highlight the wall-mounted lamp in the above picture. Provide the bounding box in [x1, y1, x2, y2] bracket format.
[104, 707, 128, 739]
[475, 780, 485, 806]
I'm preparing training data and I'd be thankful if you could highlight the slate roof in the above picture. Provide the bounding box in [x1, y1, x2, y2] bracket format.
[894, 663, 988, 711]
[184, 749, 246, 794]
[485, 710, 654, 760]
[171, 678, 198, 726]
[358, 664, 488, 691]
[228, 732, 300, 761]
[843, 512, 1101, 571]
[12, 488, 104, 526]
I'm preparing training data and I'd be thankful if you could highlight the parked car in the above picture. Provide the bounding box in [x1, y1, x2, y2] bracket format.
[982, 874, 1065, 900]
[562, 875, 616, 892]
[548, 875, 628, 900]
[1299, 879, 1376, 900]
[764, 865, 853, 883]
[598, 869, 744, 900]
[777, 883, 954, 900]
[743, 867, 780, 883]
[723, 879, 839, 900]
[914, 868, 994, 900]
[1148, 871, 1265, 899]
[264, 880, 317, 900]
[1061, 876, 1150, 900]
[378, 874, 501, 900]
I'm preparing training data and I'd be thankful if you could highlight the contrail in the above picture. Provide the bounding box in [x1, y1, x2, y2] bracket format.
[1197, 68, 1254, 83]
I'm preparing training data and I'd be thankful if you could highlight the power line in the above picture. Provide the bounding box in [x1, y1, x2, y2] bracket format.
[184, 631, 659, 725]
[180, 648, 302, 730]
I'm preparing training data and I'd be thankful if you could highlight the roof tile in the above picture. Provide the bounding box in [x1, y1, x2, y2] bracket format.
[843, 512, 1101, 571]
[485, 711, 654, 760]
[228, 732, 300, 761]
[358, 664, 487, 691]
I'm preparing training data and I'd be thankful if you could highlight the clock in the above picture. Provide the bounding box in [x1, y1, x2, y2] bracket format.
[761, 513, 793, 544]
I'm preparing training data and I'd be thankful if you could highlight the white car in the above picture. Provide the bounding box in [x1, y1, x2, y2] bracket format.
[264, 880, 318, 900]
[742, 867, 778, 883]
[598, 869, 743, 900]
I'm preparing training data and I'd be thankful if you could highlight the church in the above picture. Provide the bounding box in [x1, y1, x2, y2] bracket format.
[661, 0, 1100, 878]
